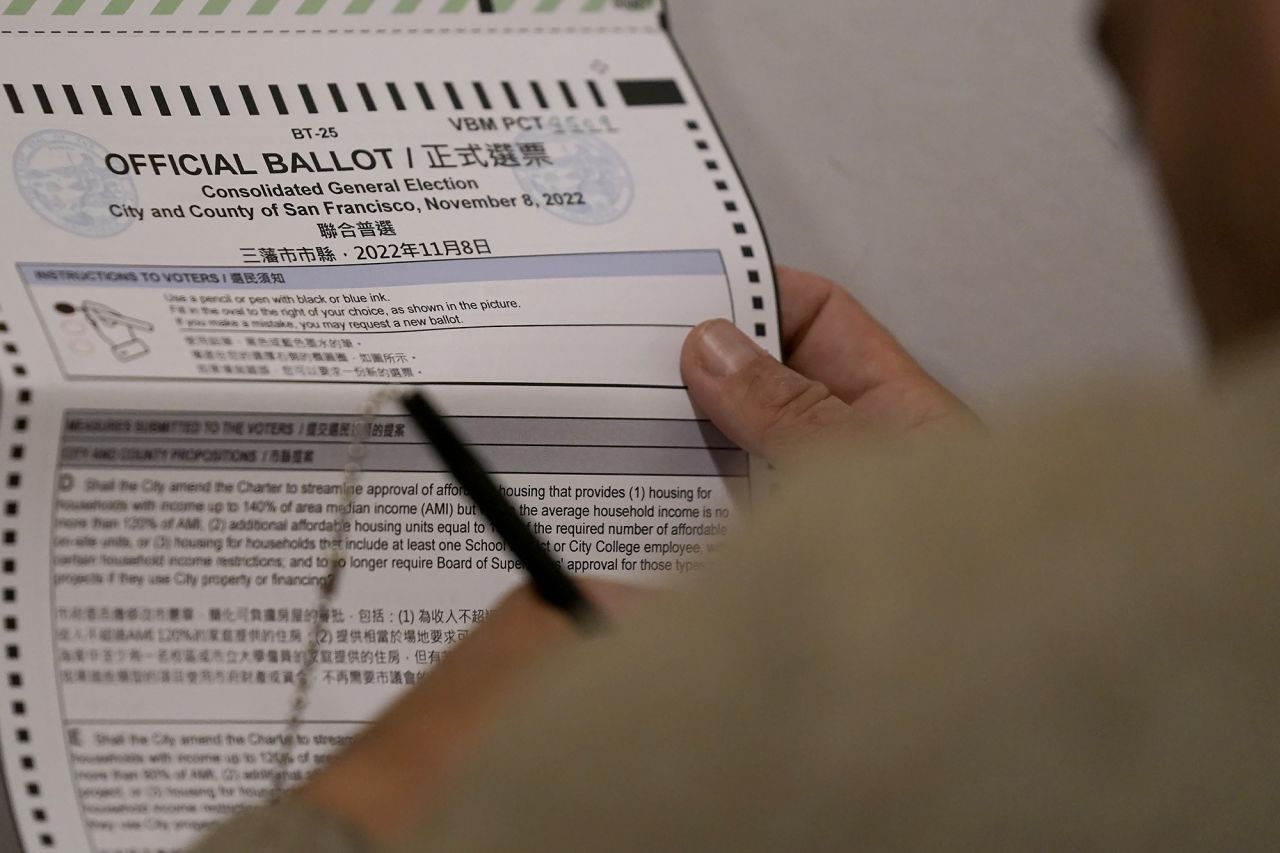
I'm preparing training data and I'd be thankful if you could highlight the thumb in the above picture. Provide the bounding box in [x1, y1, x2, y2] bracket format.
[681, 319, 853, 461]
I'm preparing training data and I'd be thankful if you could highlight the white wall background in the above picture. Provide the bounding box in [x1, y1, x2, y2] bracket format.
[669, 0, 1203, 414]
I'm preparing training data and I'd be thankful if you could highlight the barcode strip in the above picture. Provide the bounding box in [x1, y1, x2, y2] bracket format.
[386, 81, 406, 111]
[558, 79, 577, 109]
[62, 84, 83, 115]
[328, 82, 347, 112]
[92, 84, 111, 115]
[180, 85, 200, 116]
[269, 83, 288, 115]
[530, 80, 548, 109]
[443, 81, 462, 110]
[239, 84, 259, 115]
[415, 82, 434, 110]
[616, 78, 685, 107]
[298, 83, 318, 114]
[210, 84, 229, 115]
[32, 84, 52, 114]
[152, 85, 172, 116]
[2, 84, 21, 114]
[501, 80, 520, 110]
[1, 78, 680, 117]
[587, 79, 605, 108]
[122, 84, 141, 116]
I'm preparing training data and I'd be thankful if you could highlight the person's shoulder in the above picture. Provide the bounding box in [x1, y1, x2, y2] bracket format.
[686, 339, 1280, 848]
[408, 341, 1280, 853]
[728, 335, 1280, 677]
[774, 336, 1280, 573]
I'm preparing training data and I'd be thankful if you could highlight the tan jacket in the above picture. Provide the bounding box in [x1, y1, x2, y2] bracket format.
[196, 341, 1280, 852]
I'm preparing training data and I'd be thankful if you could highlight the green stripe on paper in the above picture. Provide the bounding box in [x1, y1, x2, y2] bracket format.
[103, 0, 137, 14]
[581, 0, 608, 10]
[248, 0, 280, 13]
[152, 0, 183, 14]
[297, 0, 327, 12]
[199, 0, 231, 12]
[535, 0, 563, 10]
[53, 0, 87, 14]
[2, 0, 37, 14]
[344, 0, 374, 13]
[393, 0, 423, 11]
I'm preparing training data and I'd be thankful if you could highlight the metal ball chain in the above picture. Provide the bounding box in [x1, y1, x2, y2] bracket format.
[273, 387, 401, 798]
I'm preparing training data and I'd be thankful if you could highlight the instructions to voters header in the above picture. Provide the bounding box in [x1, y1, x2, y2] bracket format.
[0, 3, 779, 851]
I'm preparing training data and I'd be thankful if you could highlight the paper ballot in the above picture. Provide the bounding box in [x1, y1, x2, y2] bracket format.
[0, 3, 778, 850]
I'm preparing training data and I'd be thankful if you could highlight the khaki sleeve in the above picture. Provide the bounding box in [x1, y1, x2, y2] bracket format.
[398, 374, 1280, 852]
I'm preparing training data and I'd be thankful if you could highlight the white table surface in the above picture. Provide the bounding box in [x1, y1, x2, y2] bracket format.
[668, 0, 1203, 414]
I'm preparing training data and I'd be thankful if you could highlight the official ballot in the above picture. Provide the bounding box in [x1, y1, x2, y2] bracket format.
[0, 3, 778, 850]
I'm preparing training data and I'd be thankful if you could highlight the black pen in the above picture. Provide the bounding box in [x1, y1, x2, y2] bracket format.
[400, 390, 605, 634]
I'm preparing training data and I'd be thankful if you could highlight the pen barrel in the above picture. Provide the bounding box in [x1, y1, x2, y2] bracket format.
[402, 391, 605, 633]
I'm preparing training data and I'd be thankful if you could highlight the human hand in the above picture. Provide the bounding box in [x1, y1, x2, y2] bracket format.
[296, 581, 641, 846]
[681, 267, 974, 461]
[292, 271, 961, 843]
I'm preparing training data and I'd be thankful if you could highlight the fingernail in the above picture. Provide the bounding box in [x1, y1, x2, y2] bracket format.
[695, 319, 762, 378]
